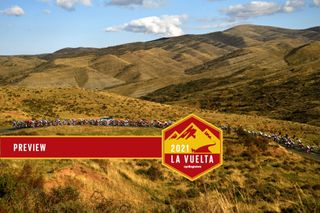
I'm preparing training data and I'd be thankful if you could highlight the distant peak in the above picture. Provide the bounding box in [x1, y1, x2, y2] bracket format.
[307, 26, 320, 32]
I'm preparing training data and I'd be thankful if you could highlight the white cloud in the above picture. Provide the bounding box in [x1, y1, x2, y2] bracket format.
[314, 0, 320, 6]
[105, 15, 187, 37]
[194, 16, 242, 30]
[221, 1, 281, 19]
[106, 0, 164, 8]
[56, 0, 92, 11]
[196, 21, 240, 30]
[221, 0, 307, 19]
[283, 0, 305, 12]
[0, 5, 25, 16]
[43, 9, 52, 14]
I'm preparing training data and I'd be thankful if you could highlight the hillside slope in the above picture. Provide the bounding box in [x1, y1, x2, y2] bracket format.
[1, 87, 319, 146]
[1, 136, 320, 212]
[1, 25, 319, 125]
[143, 41, 320, 126]
[0, 87, 320, 212]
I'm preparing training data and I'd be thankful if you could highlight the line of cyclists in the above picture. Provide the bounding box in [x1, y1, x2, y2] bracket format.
[11, 118, 319, 155]
[220, 125, 319, 155]
[12, 118, 173, 129]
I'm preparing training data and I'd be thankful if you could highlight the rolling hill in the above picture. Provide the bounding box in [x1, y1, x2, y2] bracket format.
[0, 24, 319, 126]
[143, 40, 320, 126]
[1, 87, 319, 146]
[0, 87, 320, 212]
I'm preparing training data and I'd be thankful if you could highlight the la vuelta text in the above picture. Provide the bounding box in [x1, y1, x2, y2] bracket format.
[13, 143, 46, 152]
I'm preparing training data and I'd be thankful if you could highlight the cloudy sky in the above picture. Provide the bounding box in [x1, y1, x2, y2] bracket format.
[0, 0, 319, 55]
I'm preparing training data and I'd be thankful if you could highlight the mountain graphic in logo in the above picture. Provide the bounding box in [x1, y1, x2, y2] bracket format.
[167, 123, 217, 153]
[178, 125, 197, 140]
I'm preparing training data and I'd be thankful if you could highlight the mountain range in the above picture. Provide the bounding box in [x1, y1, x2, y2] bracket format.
[1, 24, 319, 125]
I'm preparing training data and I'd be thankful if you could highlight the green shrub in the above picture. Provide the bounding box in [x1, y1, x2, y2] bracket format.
[136, 160, 149, 167]
[95, 199, 132, 212]
[49, 186, 80, 205]
[186, 188, 200, 198]
[51, 201, 87, 213]
[0, 173, 18, 199]
[174, 200, 195, 213]
[135, 166, 163, 181]
[254, 183, 278, 202]
[0, 173, 32, 212]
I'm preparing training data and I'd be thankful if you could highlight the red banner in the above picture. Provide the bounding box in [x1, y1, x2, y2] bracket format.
[0, 136, 162, 158]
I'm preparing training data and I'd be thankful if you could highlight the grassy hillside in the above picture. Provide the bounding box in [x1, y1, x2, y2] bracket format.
[1, 131, 320, 212]
[1, 87, 319, 146]
[143, 41, 320, 126]
[1, 25, 319, 125]
[0, 87, 319, 212]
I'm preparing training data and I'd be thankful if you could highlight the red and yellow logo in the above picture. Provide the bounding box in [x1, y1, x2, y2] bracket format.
[162, 114, 223, 180]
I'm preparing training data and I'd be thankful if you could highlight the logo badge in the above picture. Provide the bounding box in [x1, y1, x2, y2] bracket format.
[162, 114, 223, 180]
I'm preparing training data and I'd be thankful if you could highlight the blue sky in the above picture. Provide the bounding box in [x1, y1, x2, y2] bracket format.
[0, 0, 319, 55]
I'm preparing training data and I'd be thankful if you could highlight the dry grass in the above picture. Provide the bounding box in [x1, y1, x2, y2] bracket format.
[1, 134, 319, 212]
[0, 88, 319, 211]
[0, 87, 319, 146]
[1, 25, 319, 99]
[143, 41, 320, 126]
